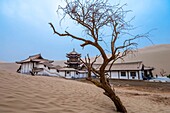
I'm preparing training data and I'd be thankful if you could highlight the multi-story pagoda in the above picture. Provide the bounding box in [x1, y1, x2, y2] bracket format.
[65, 49, 82, 69]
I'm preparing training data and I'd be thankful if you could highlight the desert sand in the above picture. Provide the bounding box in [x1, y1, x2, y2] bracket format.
[0, 63, 170, 113]
[89, 44, 170, 76]
[123, 44, 170, 75]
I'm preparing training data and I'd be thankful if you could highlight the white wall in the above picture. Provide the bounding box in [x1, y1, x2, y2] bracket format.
[58, 71, 65, 77]
[79, 73, 87, 78]
[139, 71, 143, 80]
[21, 62, 33, 74]
[70, 71, 75, 78]
[20, 63, 60, 76]
[58, 71, 87, 79]
[35, 64, 59, 76]
[110, 71, 119, 79]
[38, 68, 59, 76]
[57, 70, 75, 78]
[109, 71, 142, 80]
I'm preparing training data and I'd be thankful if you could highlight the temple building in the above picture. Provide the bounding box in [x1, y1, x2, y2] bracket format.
[16, 50, 154, 80]
[16, 54, 60, 76]
[64, 49, 82, 69]
[92, 61, 154, 80]
[56, 49, 87, 78]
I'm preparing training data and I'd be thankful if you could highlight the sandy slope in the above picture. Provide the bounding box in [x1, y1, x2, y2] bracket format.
[123, 44, 170, 75]
[90, 44, 170, 76]
[0, 63, 170, 113]
[0, 63, 19, 72]
[53, 60, 66, 67]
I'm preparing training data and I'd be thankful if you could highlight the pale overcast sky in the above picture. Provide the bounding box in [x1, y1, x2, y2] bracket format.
[0, 0, 170, 62]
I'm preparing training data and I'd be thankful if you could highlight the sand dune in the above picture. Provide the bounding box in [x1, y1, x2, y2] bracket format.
[123, 44, 170, 75]
[90, 44, 170, 76]
[0, 63, 19, 72]
[0, 63, 170, 113]
[53, 60, 66, 67]
[0, 70, 114, 113]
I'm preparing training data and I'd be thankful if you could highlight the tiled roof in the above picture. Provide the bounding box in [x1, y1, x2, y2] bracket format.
[92, 61, 154, 71]
[16, 54, 53, 64]
[67, 49, 81, 56]
[59, 67, 77, 71]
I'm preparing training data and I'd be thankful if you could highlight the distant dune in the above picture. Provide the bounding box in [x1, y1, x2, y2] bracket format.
[0, 63, 19, 72]
[53, 60, 66, 67]
[123, 44, 170, 75]
[90, 44, 170, 76]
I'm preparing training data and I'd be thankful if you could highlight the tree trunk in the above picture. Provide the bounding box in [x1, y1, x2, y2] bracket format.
[99, 69, 127, 113]
[103, 84, 127, 113]
[87, 73, 127, 112]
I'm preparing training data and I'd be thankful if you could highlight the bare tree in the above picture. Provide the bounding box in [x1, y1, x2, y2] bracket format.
[49, 0, 149, 112]
[160, 69, 166, 77]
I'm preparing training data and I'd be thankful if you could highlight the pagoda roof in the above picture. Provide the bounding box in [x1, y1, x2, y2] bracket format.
[65, 62, 82, 64]
[67, 48, 81, 55]
[59, 67, 77, 71]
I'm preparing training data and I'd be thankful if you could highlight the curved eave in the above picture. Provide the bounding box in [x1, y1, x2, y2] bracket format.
[66, 56, 81, 58]
[65, 62, 82, 64]
[16, 61, 33, 64]
[143, 67, 154, 71]
[106, 69, 142, 71]
[16, 61, 22, 64]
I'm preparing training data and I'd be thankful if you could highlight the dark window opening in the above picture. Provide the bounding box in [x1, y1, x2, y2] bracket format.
[130, 72, 136, 77]
[121, 72, 126, 76]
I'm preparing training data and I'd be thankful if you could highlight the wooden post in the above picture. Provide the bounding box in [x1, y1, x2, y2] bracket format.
[118, 71, 120, 79]
[137, 71, 140, 80]
[127, 71, 129, 79]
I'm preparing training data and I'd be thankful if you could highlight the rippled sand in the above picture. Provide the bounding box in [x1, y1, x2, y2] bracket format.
[0, 63, 170, 113]
[0, 70, 114, 113]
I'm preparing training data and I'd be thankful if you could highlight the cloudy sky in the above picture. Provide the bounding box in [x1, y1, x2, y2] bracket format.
[0, 0, 170, 62]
